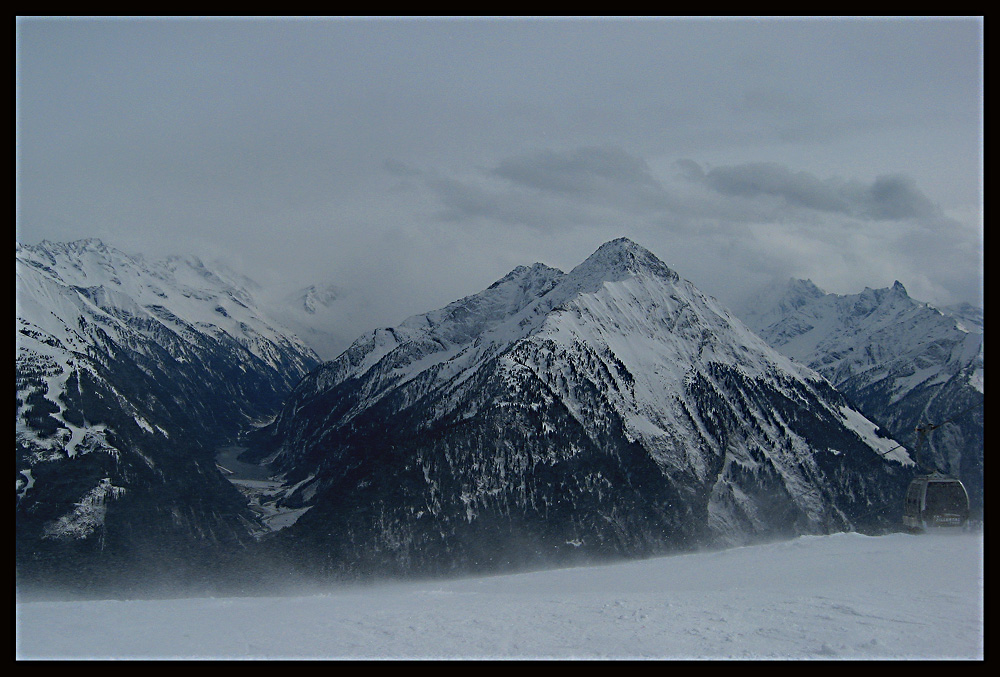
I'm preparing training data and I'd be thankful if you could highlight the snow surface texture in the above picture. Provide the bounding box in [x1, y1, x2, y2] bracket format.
[16, 531, 982, 660]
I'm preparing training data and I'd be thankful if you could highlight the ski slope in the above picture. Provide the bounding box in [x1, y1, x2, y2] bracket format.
[16, 530, 982, 660]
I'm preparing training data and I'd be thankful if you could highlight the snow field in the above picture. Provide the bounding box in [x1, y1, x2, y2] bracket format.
[16, 531, 983, 660]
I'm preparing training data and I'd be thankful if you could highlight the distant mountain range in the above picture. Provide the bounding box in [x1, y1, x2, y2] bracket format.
[17, 237, 979, 593]
[735, 277, 984, 516]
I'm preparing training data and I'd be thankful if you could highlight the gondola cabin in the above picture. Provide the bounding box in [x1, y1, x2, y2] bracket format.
[903, 472, 970, 532]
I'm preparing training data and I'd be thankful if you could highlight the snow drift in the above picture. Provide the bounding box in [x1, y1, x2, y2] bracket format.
[15, 530, 983, 660]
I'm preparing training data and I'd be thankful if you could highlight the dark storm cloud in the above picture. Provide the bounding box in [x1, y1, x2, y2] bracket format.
[691, 161, 942, 222]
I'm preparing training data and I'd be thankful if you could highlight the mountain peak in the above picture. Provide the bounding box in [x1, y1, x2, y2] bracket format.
[592, 237, 654, 261]
[762, 278, 826, 309]
[571, 238, 679, 284]
[299, 283, 342, 314]
[487, 262, 564, 291]
[37, 238, 111, 255]
[790, 278, 823, 294]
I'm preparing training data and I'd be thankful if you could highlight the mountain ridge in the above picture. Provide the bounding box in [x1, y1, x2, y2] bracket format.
[735, 276, 983, 515]
[16, 238, 322, 591]
[247, 238, 914, 580]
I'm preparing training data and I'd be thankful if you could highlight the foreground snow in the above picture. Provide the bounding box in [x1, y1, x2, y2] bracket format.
[16, 531, 983, 660]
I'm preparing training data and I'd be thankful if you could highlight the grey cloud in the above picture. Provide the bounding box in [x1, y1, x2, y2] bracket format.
[493, 146, 661, 195]
[426, 176, 580, 230]
[731, 87, 884, 145]
[383, 159, 423, 179]
[703, 162, 850, 214]
[737, 87, 814, 118]
[861, 175, 940, 220]
[428, 177, 511, 224]
[16, 18, 981, 313]
[693, 161, 942, 222]
[494, 146, 673, 214]
[672, 158, 705, 182]
[424, 146, 677, 230]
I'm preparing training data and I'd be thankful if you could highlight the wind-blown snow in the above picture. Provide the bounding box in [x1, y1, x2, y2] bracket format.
[15, 531, 982, 660]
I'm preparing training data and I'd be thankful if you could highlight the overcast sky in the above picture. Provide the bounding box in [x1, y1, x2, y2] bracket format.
[16, 17, 984, 335]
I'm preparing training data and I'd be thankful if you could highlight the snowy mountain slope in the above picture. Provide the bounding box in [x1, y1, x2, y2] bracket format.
[940, 301, 984, 334]
[736, 278, 984, 515]
[247, 238, 914, 580]
[15, 239, 322, 590]
[16, 239, 318, 373]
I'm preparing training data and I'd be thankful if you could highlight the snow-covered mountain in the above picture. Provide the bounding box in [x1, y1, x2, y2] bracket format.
[247, 238, 915, 581]
[15, 239, 322, 591]
[941, 301, 984, 334]
[735, 278, 984, 515]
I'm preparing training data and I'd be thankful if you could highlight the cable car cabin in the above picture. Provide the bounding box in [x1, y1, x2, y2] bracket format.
[903, 472, 970, 532]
